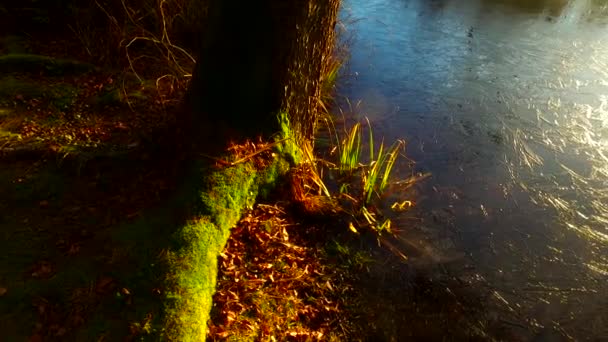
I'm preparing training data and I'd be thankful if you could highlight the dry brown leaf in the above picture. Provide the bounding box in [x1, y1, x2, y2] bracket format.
[67, 243, 80, 255]
[28, 334, 43, 342]
[30, 261, 54, 278]
[95, 277, 114, 294]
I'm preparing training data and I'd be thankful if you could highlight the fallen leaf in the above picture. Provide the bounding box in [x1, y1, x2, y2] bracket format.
[28, 334, 43, 342]
[67, 244, 80, 255]
[55, 327, 67, 337]
[0, 287, 7, 296]
[96, 277, 114, 294]
[30, 261, 54, 278]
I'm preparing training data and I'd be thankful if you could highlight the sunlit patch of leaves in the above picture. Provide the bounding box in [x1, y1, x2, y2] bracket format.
[208, 204, 356, 341]
[0, 69, 187, 153]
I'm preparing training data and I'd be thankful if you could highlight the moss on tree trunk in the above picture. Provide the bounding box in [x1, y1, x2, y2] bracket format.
[163, 0, 341, 340]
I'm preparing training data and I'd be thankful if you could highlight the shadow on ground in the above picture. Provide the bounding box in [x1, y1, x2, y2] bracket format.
[0, 150, 189, 340]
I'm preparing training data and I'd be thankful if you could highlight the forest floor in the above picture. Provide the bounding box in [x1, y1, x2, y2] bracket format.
[0, 33, 189, 340]
[0, 32, 383, 341]
[0, 30, 495, 342]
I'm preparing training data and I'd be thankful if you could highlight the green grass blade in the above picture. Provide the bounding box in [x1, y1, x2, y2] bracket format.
[379, 140, 403, 193]
[365, 117, 374, 162]
[364, 141, 385, 204]
[340, 122, 361, 173]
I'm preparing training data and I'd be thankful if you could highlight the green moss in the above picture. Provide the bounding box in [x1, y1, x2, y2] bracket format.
[0, 76, 45, 100]
[0, 35, 28, 54]
[0, 129, 20, 139]
[0, 76, 80, 111]
[91, 78, 152, 108]
[277, 111, 303, 165]
[0, 161, 173, 341]
[50, 83, 80, 111]
[0, 124, 291, 341]
[8, 166, 66, 203]
[91, 88, 122, 107]
[0, 54, 96, 76]
[160, 156, 289, 341]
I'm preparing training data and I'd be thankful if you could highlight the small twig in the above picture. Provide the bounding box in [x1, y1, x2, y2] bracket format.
[199, 138, 288, 167]
[522, 286, 598, 294]
[499, 318, 529, 330]
[256, 203, 286, 214]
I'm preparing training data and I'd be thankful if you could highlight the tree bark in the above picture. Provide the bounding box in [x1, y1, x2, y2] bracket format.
[183, 0, 340, 149]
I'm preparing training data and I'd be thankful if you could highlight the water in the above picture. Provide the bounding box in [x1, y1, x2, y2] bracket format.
[338, 0, 608, 340]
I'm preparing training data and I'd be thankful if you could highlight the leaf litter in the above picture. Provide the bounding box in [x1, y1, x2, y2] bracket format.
[208, 202, 362, 341]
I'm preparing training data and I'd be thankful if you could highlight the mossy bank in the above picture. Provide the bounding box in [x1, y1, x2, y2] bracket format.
[159, 151, 291, 340]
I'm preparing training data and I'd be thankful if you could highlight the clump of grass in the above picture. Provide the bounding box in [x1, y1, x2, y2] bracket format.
[279, 111, 331, 200]
[291, 114, 411, 236]
[338, 119, 411, 236]
[363, 138, 404, 205]
[338, 122, 361, 174]
[335, 118, 405, 205]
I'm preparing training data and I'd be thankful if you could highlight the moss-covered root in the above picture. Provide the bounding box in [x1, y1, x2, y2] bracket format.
[160, 157, 288, 341]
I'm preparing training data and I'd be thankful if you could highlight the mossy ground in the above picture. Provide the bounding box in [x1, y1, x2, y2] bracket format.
[0, 38, 317, 341]
[0, 34, 254, 340]
[159, 152, 290, 341]
[0, 58, 176, 153]
[0, 8, 379, 342]
[0, 36, 391, 342]
[0, 124, 291, 341]
[0, 156, 181, 340]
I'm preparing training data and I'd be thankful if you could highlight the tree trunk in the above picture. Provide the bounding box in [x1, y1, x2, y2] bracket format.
[162, 2, 341, 339]
[183, 0, 340, 149]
